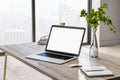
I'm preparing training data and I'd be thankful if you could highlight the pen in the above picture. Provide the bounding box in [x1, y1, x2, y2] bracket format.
[86, 69, 104, 72]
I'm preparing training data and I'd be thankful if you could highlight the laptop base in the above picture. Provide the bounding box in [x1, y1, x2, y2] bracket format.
[26, 53, 77, 64]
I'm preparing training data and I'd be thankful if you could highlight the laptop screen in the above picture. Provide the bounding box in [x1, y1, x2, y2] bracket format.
[46, 25, 85, 56]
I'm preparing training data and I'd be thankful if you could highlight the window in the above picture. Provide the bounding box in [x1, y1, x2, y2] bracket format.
[35, 0, 90, 43]
[0, 0, 90, 45]
[0, 0, 32, 45]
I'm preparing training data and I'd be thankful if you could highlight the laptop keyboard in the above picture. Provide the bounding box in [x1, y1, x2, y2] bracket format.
[37, 52, 74, 60]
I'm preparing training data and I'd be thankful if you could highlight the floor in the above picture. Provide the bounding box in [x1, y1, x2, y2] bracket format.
[0, 44, 120, 80]
[0, 56, 52, 80]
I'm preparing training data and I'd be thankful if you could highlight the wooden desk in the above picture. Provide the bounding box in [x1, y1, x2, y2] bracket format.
[0, 43, 120, 80]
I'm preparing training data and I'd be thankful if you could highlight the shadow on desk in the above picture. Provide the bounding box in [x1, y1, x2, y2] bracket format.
[107, 77, 120, 80]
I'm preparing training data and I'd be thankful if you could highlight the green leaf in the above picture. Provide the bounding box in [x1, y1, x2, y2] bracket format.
[80, 9, 87, 17]
[80, 2, 116, 33]
[109, 24, 116, 33]
[107, 19, 112, 25]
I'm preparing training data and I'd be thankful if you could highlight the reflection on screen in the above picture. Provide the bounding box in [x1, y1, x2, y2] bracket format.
[47, 27, 84, 55]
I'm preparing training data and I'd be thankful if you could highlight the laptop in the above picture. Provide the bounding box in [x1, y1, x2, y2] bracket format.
[26, 25, 86, 64]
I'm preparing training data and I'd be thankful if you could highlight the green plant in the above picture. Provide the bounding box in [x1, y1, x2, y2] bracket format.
[80, 2, 116, 33]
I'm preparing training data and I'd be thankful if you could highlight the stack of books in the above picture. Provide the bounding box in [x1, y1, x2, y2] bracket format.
[0, 50, 5, 56]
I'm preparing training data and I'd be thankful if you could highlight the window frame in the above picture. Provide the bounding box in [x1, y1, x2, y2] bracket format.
[31, 0, 92, 44]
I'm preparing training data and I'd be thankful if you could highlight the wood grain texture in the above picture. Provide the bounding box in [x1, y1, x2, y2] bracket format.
[0, 43, 120, 80]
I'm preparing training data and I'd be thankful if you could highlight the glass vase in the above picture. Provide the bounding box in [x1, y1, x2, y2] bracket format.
[89, 29, 98, 58]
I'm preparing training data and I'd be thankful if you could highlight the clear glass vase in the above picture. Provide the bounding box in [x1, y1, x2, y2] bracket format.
[89, 29, 98, 58]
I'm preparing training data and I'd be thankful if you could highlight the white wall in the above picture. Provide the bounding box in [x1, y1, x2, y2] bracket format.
[100, 0, 120, 46]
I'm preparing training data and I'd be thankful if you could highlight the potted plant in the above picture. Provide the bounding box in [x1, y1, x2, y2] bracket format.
[80, 1, 116, 58]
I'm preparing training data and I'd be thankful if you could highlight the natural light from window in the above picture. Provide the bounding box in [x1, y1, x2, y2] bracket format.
[36, 0, 88, 43]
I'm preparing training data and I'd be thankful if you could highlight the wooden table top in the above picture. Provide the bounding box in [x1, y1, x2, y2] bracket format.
[0, 43, 120, 80]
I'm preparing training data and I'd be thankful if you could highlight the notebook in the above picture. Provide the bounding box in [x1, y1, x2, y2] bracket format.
[81, 66, 114, 77]
[26, 25, 86, 64]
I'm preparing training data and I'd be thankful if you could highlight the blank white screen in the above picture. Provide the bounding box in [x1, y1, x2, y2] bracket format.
[47, 27, 84, 55]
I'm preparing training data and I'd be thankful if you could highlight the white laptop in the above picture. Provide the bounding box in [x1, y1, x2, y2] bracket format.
[26, 25, 86, 64]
